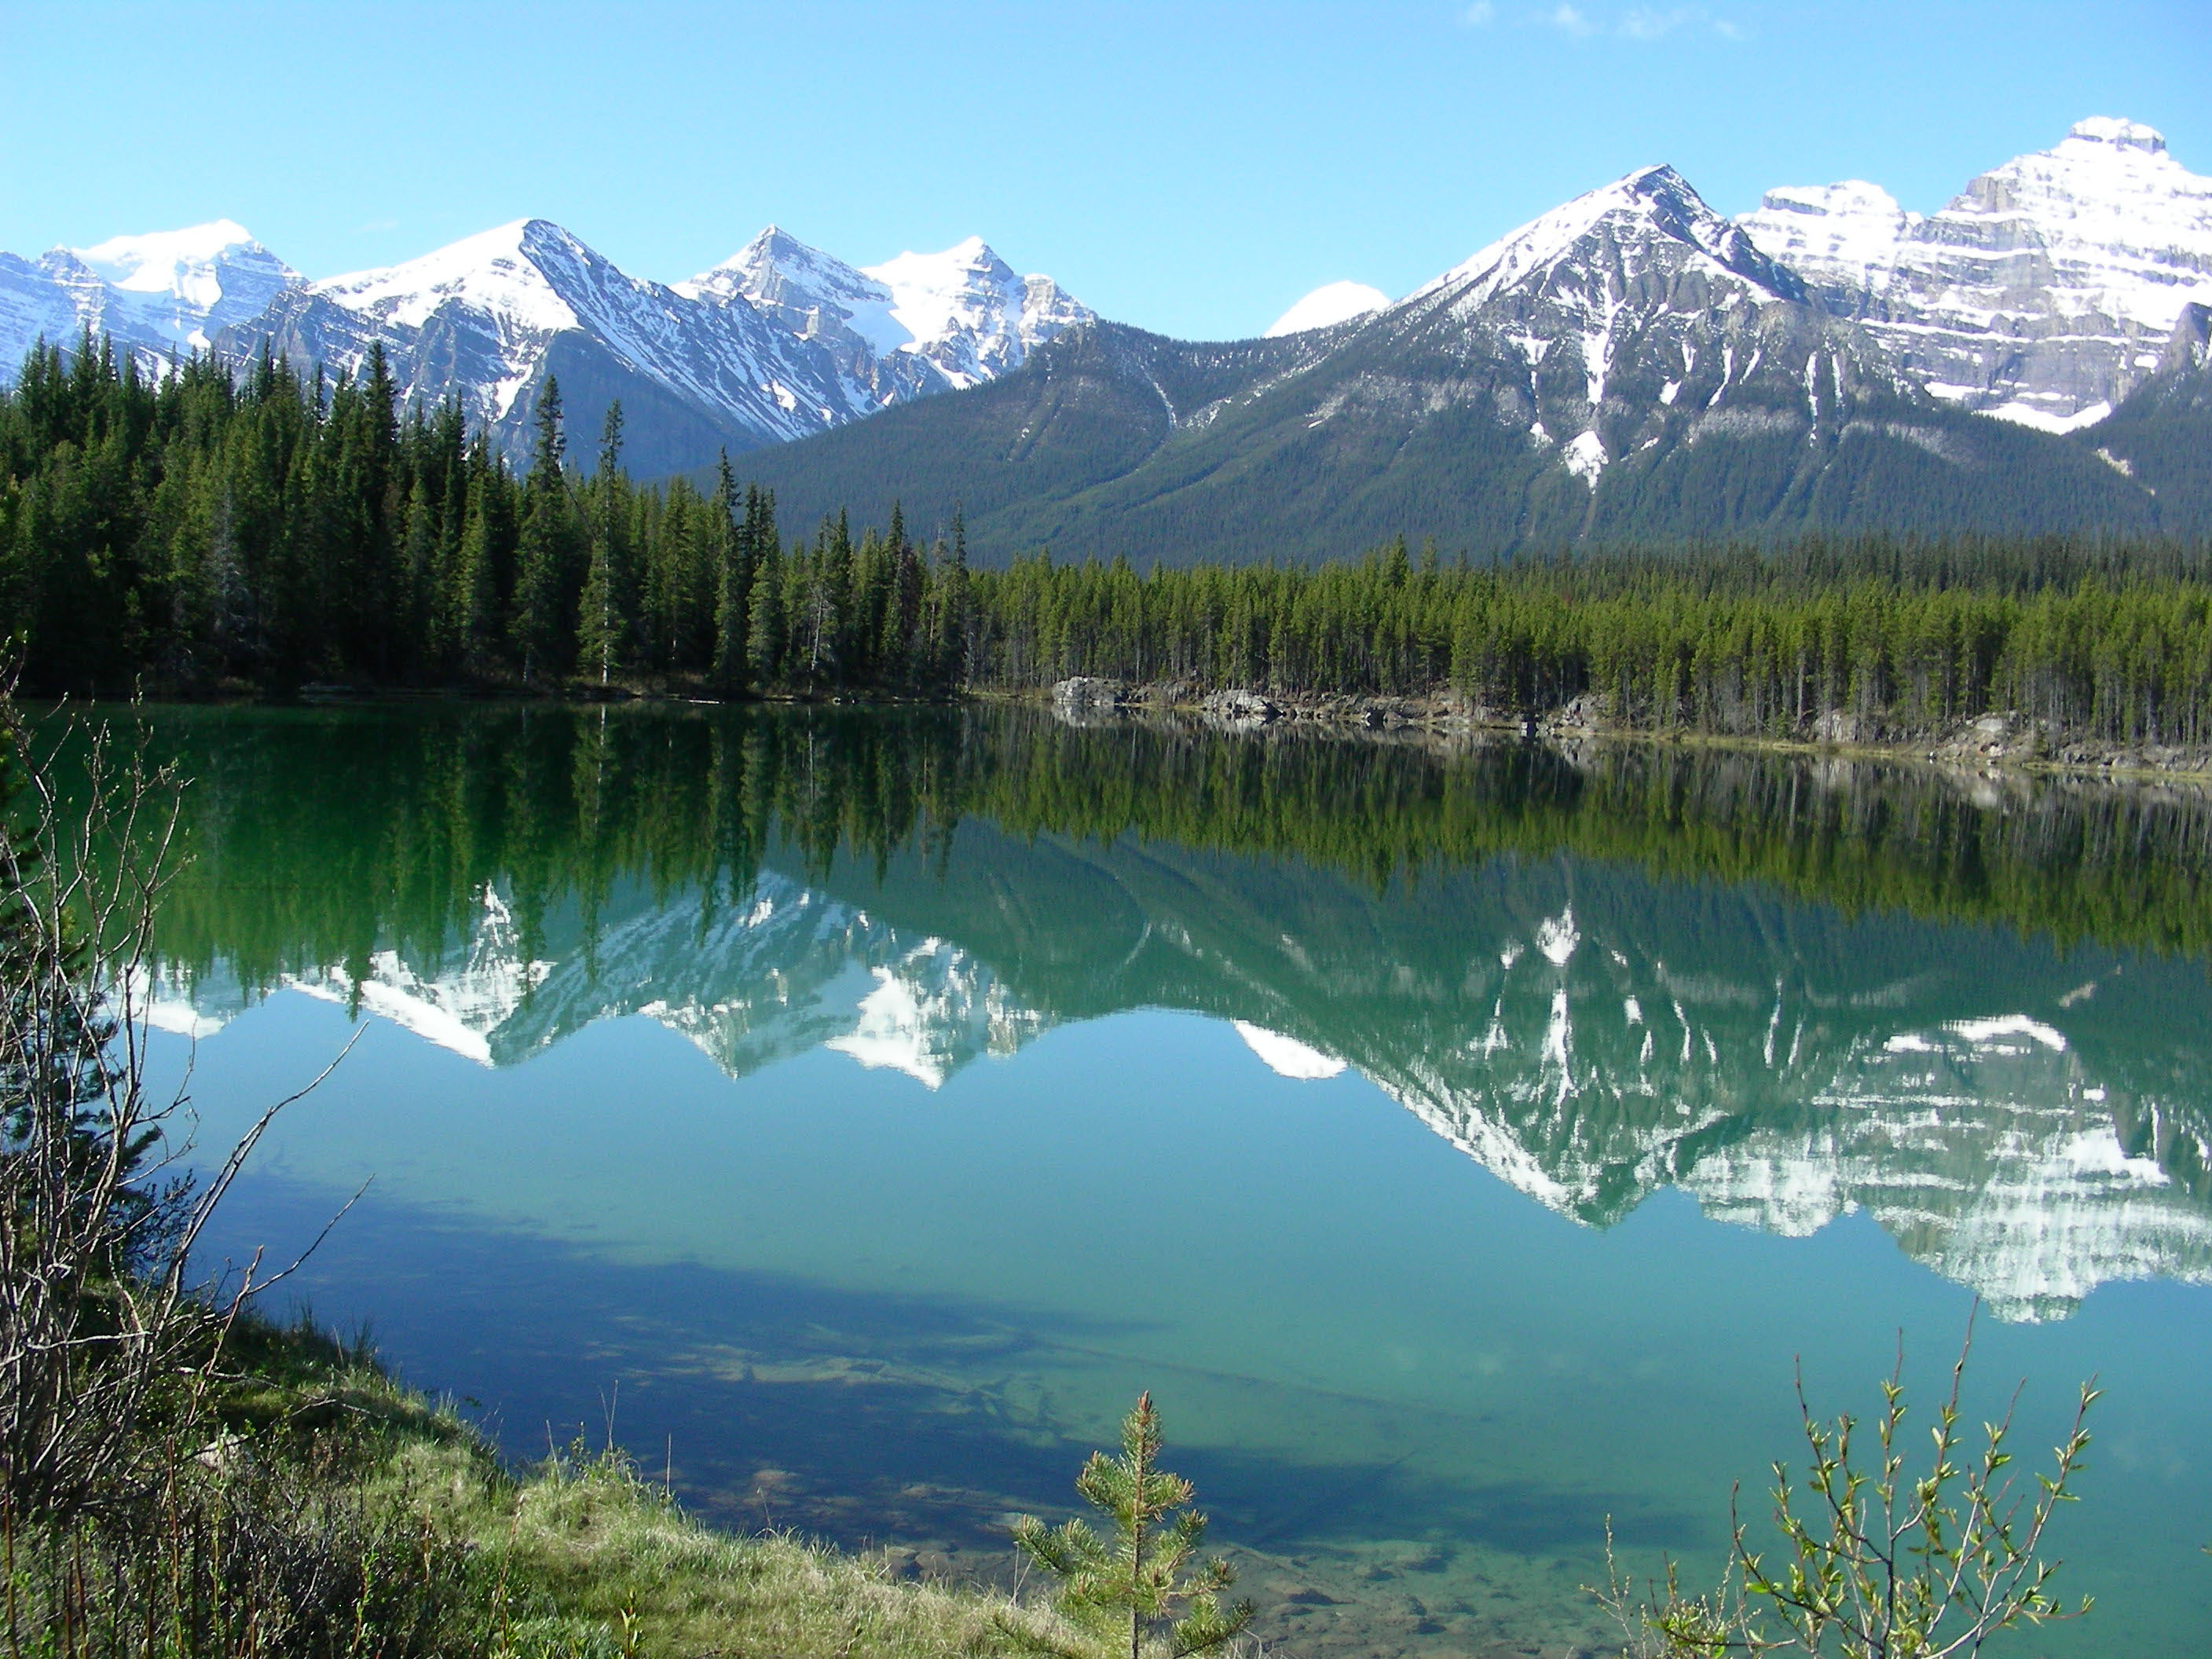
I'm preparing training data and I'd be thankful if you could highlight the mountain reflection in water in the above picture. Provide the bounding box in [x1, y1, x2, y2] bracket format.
[119, 701, 2212, 1322]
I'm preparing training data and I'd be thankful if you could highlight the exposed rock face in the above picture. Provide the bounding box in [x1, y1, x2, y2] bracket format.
[1739, 119, 2212, 430]
[1050, 676, 1124, 709]
[8, 113, 2205, 544]
[679, 228, 1092, 398]
[1201, 688, 1281, 726]
[1370, 163, 1910, 491]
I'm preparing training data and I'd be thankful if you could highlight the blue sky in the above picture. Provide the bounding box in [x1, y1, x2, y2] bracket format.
[3, 1, 2202, 339]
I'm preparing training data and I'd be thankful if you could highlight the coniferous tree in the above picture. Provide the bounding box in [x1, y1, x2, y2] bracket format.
[5, 328, 2212, 736]
[930, 507, 974, 687]
[511, 379, 576, 683]
[1005, 1393, 1251, 1659]
[454, 482, 500, 676]
[710, 457, 750, 693]
[577, 401, 631, 686]
[745, 507, 786, 689]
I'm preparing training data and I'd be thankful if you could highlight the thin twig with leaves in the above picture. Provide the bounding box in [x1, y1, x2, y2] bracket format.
[1596, 1313, 2098, 1658]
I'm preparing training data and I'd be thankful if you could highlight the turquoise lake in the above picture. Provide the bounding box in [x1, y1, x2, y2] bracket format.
[115, 702, 2212, 1657]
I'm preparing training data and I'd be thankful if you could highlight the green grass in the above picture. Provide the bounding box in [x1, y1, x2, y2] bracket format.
[23, 1310, 1082, 1659]
[495, 1447, 1045, 1659]
[255, 1315, 1068, 1659]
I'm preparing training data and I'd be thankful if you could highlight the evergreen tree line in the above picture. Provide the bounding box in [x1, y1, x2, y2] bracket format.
[0, 339, 974, 697]
[970, 540, 2212, 746]
[7, 335, 2212, 745]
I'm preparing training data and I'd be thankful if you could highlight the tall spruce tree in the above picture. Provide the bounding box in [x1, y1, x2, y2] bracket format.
[578, 401, 631, 686]
[511, 379, 576, 683]
[710, 456, 749, 693]
[747, 529, 786, 689]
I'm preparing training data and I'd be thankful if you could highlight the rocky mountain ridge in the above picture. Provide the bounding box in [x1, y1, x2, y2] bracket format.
[0, 214, 1090, 479]
[2, 116, 2204, 531]
[1737, 117, 2212, 430]
[742, 152, 2174, 557]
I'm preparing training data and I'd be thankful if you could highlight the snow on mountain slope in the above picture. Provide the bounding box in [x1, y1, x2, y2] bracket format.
[1411, 163, 1809, 317]
[0, 220, 299, 374]
[1741, 118, 2212, 428]
[0, 251, 96, 370]
[312, 219, 584, 336]
[1265, 280, 1390, 337]
[203, 219, 1093, 474]
[1361, 163, 1925, 495]
[234, 221, 944, 472]
[72, 220, 299, 349]
[680, 228, 1092, 394]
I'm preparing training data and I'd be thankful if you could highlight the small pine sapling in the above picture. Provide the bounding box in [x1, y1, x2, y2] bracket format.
[1003, 1392, 1253, 1659]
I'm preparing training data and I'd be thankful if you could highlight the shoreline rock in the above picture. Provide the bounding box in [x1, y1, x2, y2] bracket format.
[1041, 680, 2212, 781]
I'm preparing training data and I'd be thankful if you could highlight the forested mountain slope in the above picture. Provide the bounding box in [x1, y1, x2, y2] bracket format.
[2077, 303, 2212, 527]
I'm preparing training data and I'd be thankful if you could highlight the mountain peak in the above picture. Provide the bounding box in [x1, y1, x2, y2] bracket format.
[27, 219, 301, 356]
[863, 238, 1014, 292]
[309, 218, 598, 334]
[855, 240, 1091, 387]
[2065, 115, 2167, 156]
[680, 225, 877, 317]
[1738, 117, 2212, 428]
[1416, 162, 1800, 315]
[71, 219, 277, 290]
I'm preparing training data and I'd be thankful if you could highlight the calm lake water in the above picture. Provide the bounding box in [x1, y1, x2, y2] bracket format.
[113, 702, 2212, 1657]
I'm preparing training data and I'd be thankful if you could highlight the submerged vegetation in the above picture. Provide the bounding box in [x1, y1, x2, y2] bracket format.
[7, 337, 2212, 751]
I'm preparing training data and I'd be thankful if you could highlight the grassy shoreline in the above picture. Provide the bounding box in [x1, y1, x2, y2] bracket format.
[128, 1310, 1068, 1659]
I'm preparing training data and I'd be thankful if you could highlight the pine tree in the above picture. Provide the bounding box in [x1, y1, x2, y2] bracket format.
[401, 477, 438, 674]
[578, 401, 631, 686]
[1005, 1393, 1251, 1659]
[746, 532, 786, 689]
[930, 507, 974, 687]
[710, 457, 751, 693]
[511, 379, 577, 683]
[454, 483, 500, 676]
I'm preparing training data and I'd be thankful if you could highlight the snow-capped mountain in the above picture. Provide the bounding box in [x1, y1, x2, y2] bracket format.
[746, 155, 2158, 558]
[5, 112, 2205, 533]
[680, 227, 1091, 394]
[207, 219, 1090, 475]
[228, 218, 870, 475]
[0, 211, 1087, 477]
[1739, 117, 2212, 430]
[1372, 162, 1926, 493]
[0, 219, 298, 375]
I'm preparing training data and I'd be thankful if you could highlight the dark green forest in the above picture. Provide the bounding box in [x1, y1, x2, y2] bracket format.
[7, 336, 2212, 747]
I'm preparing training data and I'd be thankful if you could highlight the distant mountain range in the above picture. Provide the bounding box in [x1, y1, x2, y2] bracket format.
[4, 117, 2207, 551]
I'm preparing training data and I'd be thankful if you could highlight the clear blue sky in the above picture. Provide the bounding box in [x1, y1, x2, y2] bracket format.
[3, 0, 2203, 340]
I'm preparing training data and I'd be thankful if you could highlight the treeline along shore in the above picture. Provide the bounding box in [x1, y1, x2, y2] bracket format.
[8, 336, 2212, 763]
